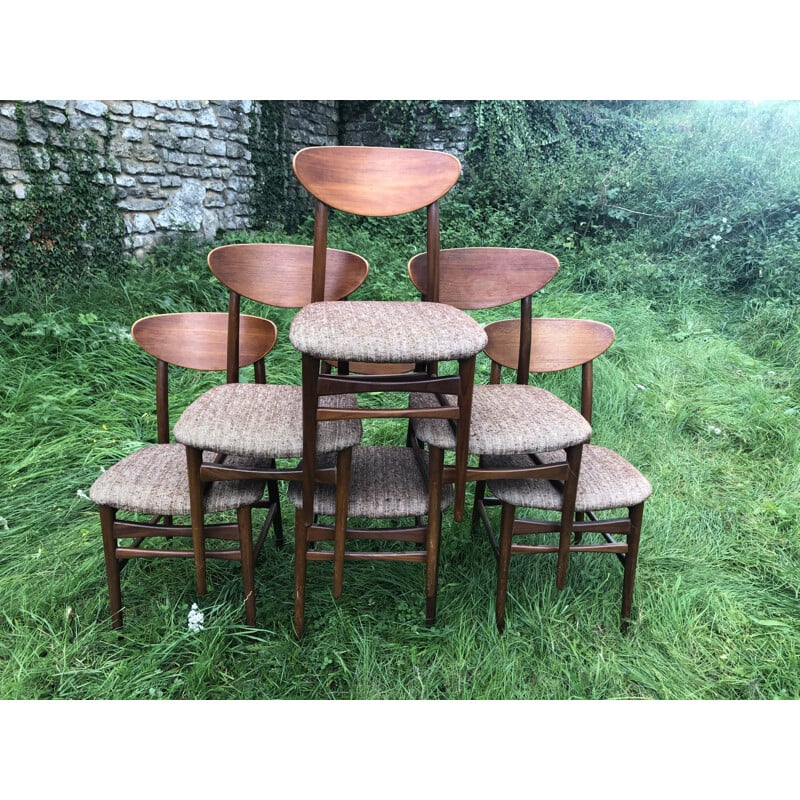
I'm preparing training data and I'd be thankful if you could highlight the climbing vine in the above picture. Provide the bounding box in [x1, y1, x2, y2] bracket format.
[247, 101, 306, 233]
[0, 101, 125, 289]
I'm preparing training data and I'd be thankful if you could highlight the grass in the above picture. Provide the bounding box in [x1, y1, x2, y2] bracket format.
[1, 250, 798, 706]
[2, 237, 797, 800]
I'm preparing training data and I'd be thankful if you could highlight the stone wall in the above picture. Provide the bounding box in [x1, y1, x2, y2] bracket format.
[0, 100, 471, 259]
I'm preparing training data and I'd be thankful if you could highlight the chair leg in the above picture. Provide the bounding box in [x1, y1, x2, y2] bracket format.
[99, 505, 123, 629]
[425, 445, 444, 626]
[333, 447, 352, 599]
[555, 443, 583, 590]
[266, 477, 284, 549]
[453, 355, 477, 523]
[293, 507, 307, 639]
[471, 479, 486, 536]
[495, 502, 516, 633]
[185, 445, 208, 596]
[621, 502, 644, 632]
[238, 505, 256, 626]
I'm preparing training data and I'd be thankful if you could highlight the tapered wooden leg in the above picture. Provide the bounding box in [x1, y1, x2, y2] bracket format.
[99, 505, 123, 629]
[471, 479, 486, 536]
[238, 505, 256, 626]
[556, 443, 583, 590]
[621, 502, 644, 632]
[185, 445, 207, 595]
[333, 447, 352, 599]
[266, 476, 284, 549]
[453, 356, 477, 523]
[495, 502, 516, 633]
[293, 509, 307, 639]
[425, 445, 444, 626]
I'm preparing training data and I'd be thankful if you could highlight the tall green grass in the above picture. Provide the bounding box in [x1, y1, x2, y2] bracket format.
[1, 248, 797, 702]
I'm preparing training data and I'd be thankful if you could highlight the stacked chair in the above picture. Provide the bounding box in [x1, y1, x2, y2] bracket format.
[89, 311, 277, 627]
[475, 316, 653, 632]
[406, 247, 593, 625]
[172, 243, 369, 615]
[288, 146, 488, 637]
[91, 145, 651, 637]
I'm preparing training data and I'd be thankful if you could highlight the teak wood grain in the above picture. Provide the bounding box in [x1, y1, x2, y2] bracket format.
[484, 317, 615, 374]
[208, 242, 369, 307]
[408, 247, 560, 310]
[293, 146, 461, 217]
[132, 312, 277, 372]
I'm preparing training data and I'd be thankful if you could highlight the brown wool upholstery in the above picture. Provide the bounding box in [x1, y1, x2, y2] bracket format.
[411, 384, 592, 455]
[288, 446, 454, 518]
[484, 446, 653, 512]
[89, 444, 266, 516]
[173, 383, 362, 459]
[289, 301, 488, 363]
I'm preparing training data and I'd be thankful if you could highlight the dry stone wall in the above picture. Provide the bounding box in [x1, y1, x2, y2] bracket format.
[0, 100, 471, 259]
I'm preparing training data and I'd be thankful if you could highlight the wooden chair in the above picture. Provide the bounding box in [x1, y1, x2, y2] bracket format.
[477, 317, 653, 632]
[172, 243, 369, 601]
[89, 311, 276, 628]
[289, 146, 487, 636]
[406, 247, 592, 608]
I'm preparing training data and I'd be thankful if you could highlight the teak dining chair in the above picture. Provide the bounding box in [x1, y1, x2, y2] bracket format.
[406, 247, 592, 601]
[89, 311, 276, 628]
[288, 146, 487, 636]
[172, 243, 369, 601]
[477, 317, 653, 632]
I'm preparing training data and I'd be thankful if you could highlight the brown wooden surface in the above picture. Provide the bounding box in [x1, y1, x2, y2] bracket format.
[293, 146, 461, 216]
[208, 242, 368, 307]
[484, 317, 615, 373]
[132, 312, 277, 371]
[408, 247, 560, 309]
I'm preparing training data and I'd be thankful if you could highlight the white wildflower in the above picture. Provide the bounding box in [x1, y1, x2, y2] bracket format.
[0, 516, 8, 531]
[76, 489, 92, 502]
[187, 603, 205, 632]
[707, 425, 722, 435]
[635, 383, 647, 391]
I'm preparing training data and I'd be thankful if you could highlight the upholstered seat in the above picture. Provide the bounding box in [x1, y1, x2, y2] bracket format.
[289, 301, 487, 364]
[484, 446, 653, 512]
[90, 445, 265, 517]
[90, 311, 279, 629]
[174, 384, 362, 460]
[290, 145, 474, 636]
[410, 385, 592, 455]
[289, 446, 454, 518]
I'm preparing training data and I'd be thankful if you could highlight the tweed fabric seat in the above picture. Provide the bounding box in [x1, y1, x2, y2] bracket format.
[289, 446, 454, 518]
[410, 384, 592, 455]
[289, 301, 488, 363]
[92, 310, 281, 629]
[90, 444, 266, 517]
[174, 383, 362, 459]
[290, 145, 475, 637]
[484, 446, 653, 512]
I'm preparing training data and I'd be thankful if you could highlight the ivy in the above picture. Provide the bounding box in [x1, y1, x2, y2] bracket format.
[0, 101, 125, 290]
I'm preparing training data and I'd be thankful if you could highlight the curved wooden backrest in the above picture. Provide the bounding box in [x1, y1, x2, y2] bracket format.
[484, 318, 615, 373]
[208, 243, 368, 307]
[132, 312, 277, 371]
[408, 247, 560, 309]
[293, 146, 461, 216]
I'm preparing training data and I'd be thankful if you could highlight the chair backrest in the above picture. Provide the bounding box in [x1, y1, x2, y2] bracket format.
[131, 311, 277, 443]
[484, 317, 615, 423]
[408, 246, 560, 380]
[208, 242, 369, 308]
[207, 242, 369, 382]
[408, 246, 559, 309]
[293, 146, 461, 303]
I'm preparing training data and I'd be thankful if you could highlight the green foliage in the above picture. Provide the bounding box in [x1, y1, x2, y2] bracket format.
[0, 102, 126, 290]
[247, 101, 306, 233]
